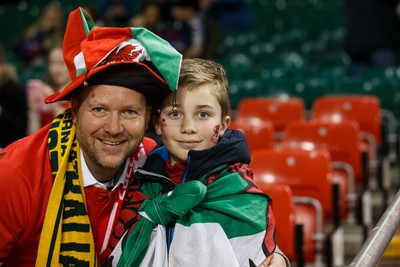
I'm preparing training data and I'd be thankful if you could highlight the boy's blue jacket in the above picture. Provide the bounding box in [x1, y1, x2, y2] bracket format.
[138, 128, 252, 190]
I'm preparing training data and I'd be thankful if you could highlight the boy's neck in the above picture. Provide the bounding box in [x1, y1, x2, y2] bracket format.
[166, 159, 186, 186]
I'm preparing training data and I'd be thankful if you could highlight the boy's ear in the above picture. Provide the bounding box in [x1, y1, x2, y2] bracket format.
[220, 115, 231, 136]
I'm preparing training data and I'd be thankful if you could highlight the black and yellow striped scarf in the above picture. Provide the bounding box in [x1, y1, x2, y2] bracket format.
[36, 110, 97, 267]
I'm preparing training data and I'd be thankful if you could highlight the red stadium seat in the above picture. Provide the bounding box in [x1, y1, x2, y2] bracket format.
[235, 97, 306, 140]
[311, 95, 383, 191]
[251, 148, 338, 265]
[256, 182, 298, 263]
[229, 120, 275, 153]
[311, 95, 381, 145]
[281, 120, 363, 223]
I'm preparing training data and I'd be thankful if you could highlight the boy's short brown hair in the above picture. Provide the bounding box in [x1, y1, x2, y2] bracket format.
[178, 58, 229, 117]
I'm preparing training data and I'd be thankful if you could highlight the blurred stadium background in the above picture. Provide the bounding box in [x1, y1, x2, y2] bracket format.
[1, 0, 400, 266]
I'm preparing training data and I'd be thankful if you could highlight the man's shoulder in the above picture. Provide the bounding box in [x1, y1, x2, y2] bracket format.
[0, 125, 51, 175]
[142, 137, 157, 155]
[0, 125, 52, 204]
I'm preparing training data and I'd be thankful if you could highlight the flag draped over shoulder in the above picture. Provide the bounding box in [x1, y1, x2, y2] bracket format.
[118, 163, 276, 267]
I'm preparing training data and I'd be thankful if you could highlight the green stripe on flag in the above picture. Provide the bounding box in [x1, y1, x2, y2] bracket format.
[177, 170, 269, 238]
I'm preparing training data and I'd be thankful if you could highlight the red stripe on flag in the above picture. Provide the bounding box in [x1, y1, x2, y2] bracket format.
[264, 205, 277, 254]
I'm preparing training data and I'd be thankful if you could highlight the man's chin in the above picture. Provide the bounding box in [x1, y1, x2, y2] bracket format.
[96, 156, 126, 171]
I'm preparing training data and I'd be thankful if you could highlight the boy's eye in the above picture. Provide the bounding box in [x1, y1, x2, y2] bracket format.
[197, 111, 210, 119]
[168, 111, 181, 119]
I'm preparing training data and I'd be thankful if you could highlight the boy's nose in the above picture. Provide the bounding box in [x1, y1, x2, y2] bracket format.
[181, 118, 197, 134]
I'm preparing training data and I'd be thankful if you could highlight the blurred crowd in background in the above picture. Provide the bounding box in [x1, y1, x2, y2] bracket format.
[1, 0, 400, 150]
[8, 0, 255, 77]
[0, 0, 255, 148]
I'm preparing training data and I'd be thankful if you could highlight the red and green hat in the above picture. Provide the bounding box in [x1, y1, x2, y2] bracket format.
[45, 7, 182, 107]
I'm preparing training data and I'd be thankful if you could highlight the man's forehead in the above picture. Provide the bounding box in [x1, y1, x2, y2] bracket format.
[77, 84, 147, 103]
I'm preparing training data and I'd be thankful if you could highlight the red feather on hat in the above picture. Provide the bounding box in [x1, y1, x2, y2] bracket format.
[45, 7, 182, 104]
[62, 8, 94, 80]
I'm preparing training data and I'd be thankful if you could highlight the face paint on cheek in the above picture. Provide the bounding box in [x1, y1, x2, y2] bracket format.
[161, 118, 167, 129]
[211, 125, 220, 143]
[160, 118, 168, 142]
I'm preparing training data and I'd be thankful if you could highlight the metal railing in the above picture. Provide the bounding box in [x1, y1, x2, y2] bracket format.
[348, 188, 400, 267]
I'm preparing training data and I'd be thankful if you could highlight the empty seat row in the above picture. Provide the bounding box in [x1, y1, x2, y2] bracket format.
[233, 95, 389, 166]
[230, 95, 391, 237]
[252, 148, 344, 266]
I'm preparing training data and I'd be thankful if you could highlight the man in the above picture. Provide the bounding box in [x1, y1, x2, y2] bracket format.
[0, 7, 181, 266]
[0, 7, 288, 267]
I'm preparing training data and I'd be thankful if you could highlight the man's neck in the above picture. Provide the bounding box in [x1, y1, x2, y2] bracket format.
[80, 149, 126, 187]
[100, 165, 125, 189]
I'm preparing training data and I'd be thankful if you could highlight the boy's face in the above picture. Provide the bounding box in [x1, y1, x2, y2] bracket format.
[155, 85, 230, 165]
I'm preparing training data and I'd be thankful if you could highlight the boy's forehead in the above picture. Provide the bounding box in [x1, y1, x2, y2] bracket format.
[177, 84, 215, 96]
[163, 85, 218, 107]
[167, 86, 218, 108]
[176, 85, 214, 100]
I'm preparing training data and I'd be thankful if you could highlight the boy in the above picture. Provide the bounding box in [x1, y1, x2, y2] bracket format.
[118, 58, 289, 267]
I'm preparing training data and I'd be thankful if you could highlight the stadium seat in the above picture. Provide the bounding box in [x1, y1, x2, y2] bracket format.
[255, 182, 299, 264]
[281, 120, 366, 225]
[311, 94, 381, 140]
[229, 120, 275, 153]
[311, 95, 382, 188]
[251, 148, 341, 265]
[235, 97, 306, 140]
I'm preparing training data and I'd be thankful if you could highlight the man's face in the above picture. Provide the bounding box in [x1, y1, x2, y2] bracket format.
[72, 84, 151, 182]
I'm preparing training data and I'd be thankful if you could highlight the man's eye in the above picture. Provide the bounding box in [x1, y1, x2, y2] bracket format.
[93, 107, 105, 113]
[125, 109, 138, 117]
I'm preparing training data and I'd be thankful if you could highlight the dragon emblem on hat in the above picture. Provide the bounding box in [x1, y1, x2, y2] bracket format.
[99, 43, 145, 66]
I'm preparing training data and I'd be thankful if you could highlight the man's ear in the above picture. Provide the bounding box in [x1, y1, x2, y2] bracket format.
[71, 98, 79, 124]
[145, 106, 152, 130]
[153, 114, 162, 135]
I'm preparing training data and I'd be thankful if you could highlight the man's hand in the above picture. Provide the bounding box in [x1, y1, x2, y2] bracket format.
[258, 252, 287, 267]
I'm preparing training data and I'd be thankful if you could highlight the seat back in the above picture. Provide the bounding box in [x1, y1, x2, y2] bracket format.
[281, 120, 364, 222]
[311, 95, 381, 144]
[251, 148, 334, 263]
[282, 120, 363, 183]
[256, 182, 297, 261]
[235, 97, 306, 134]
[252, 148, 334, 219]
[229, 120, 274, 153]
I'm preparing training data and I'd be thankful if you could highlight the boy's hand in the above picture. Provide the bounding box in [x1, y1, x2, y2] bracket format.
[259, 253, 287, 267]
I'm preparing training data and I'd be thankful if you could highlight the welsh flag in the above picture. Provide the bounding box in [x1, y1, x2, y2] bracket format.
[117, 164, 276, 267]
